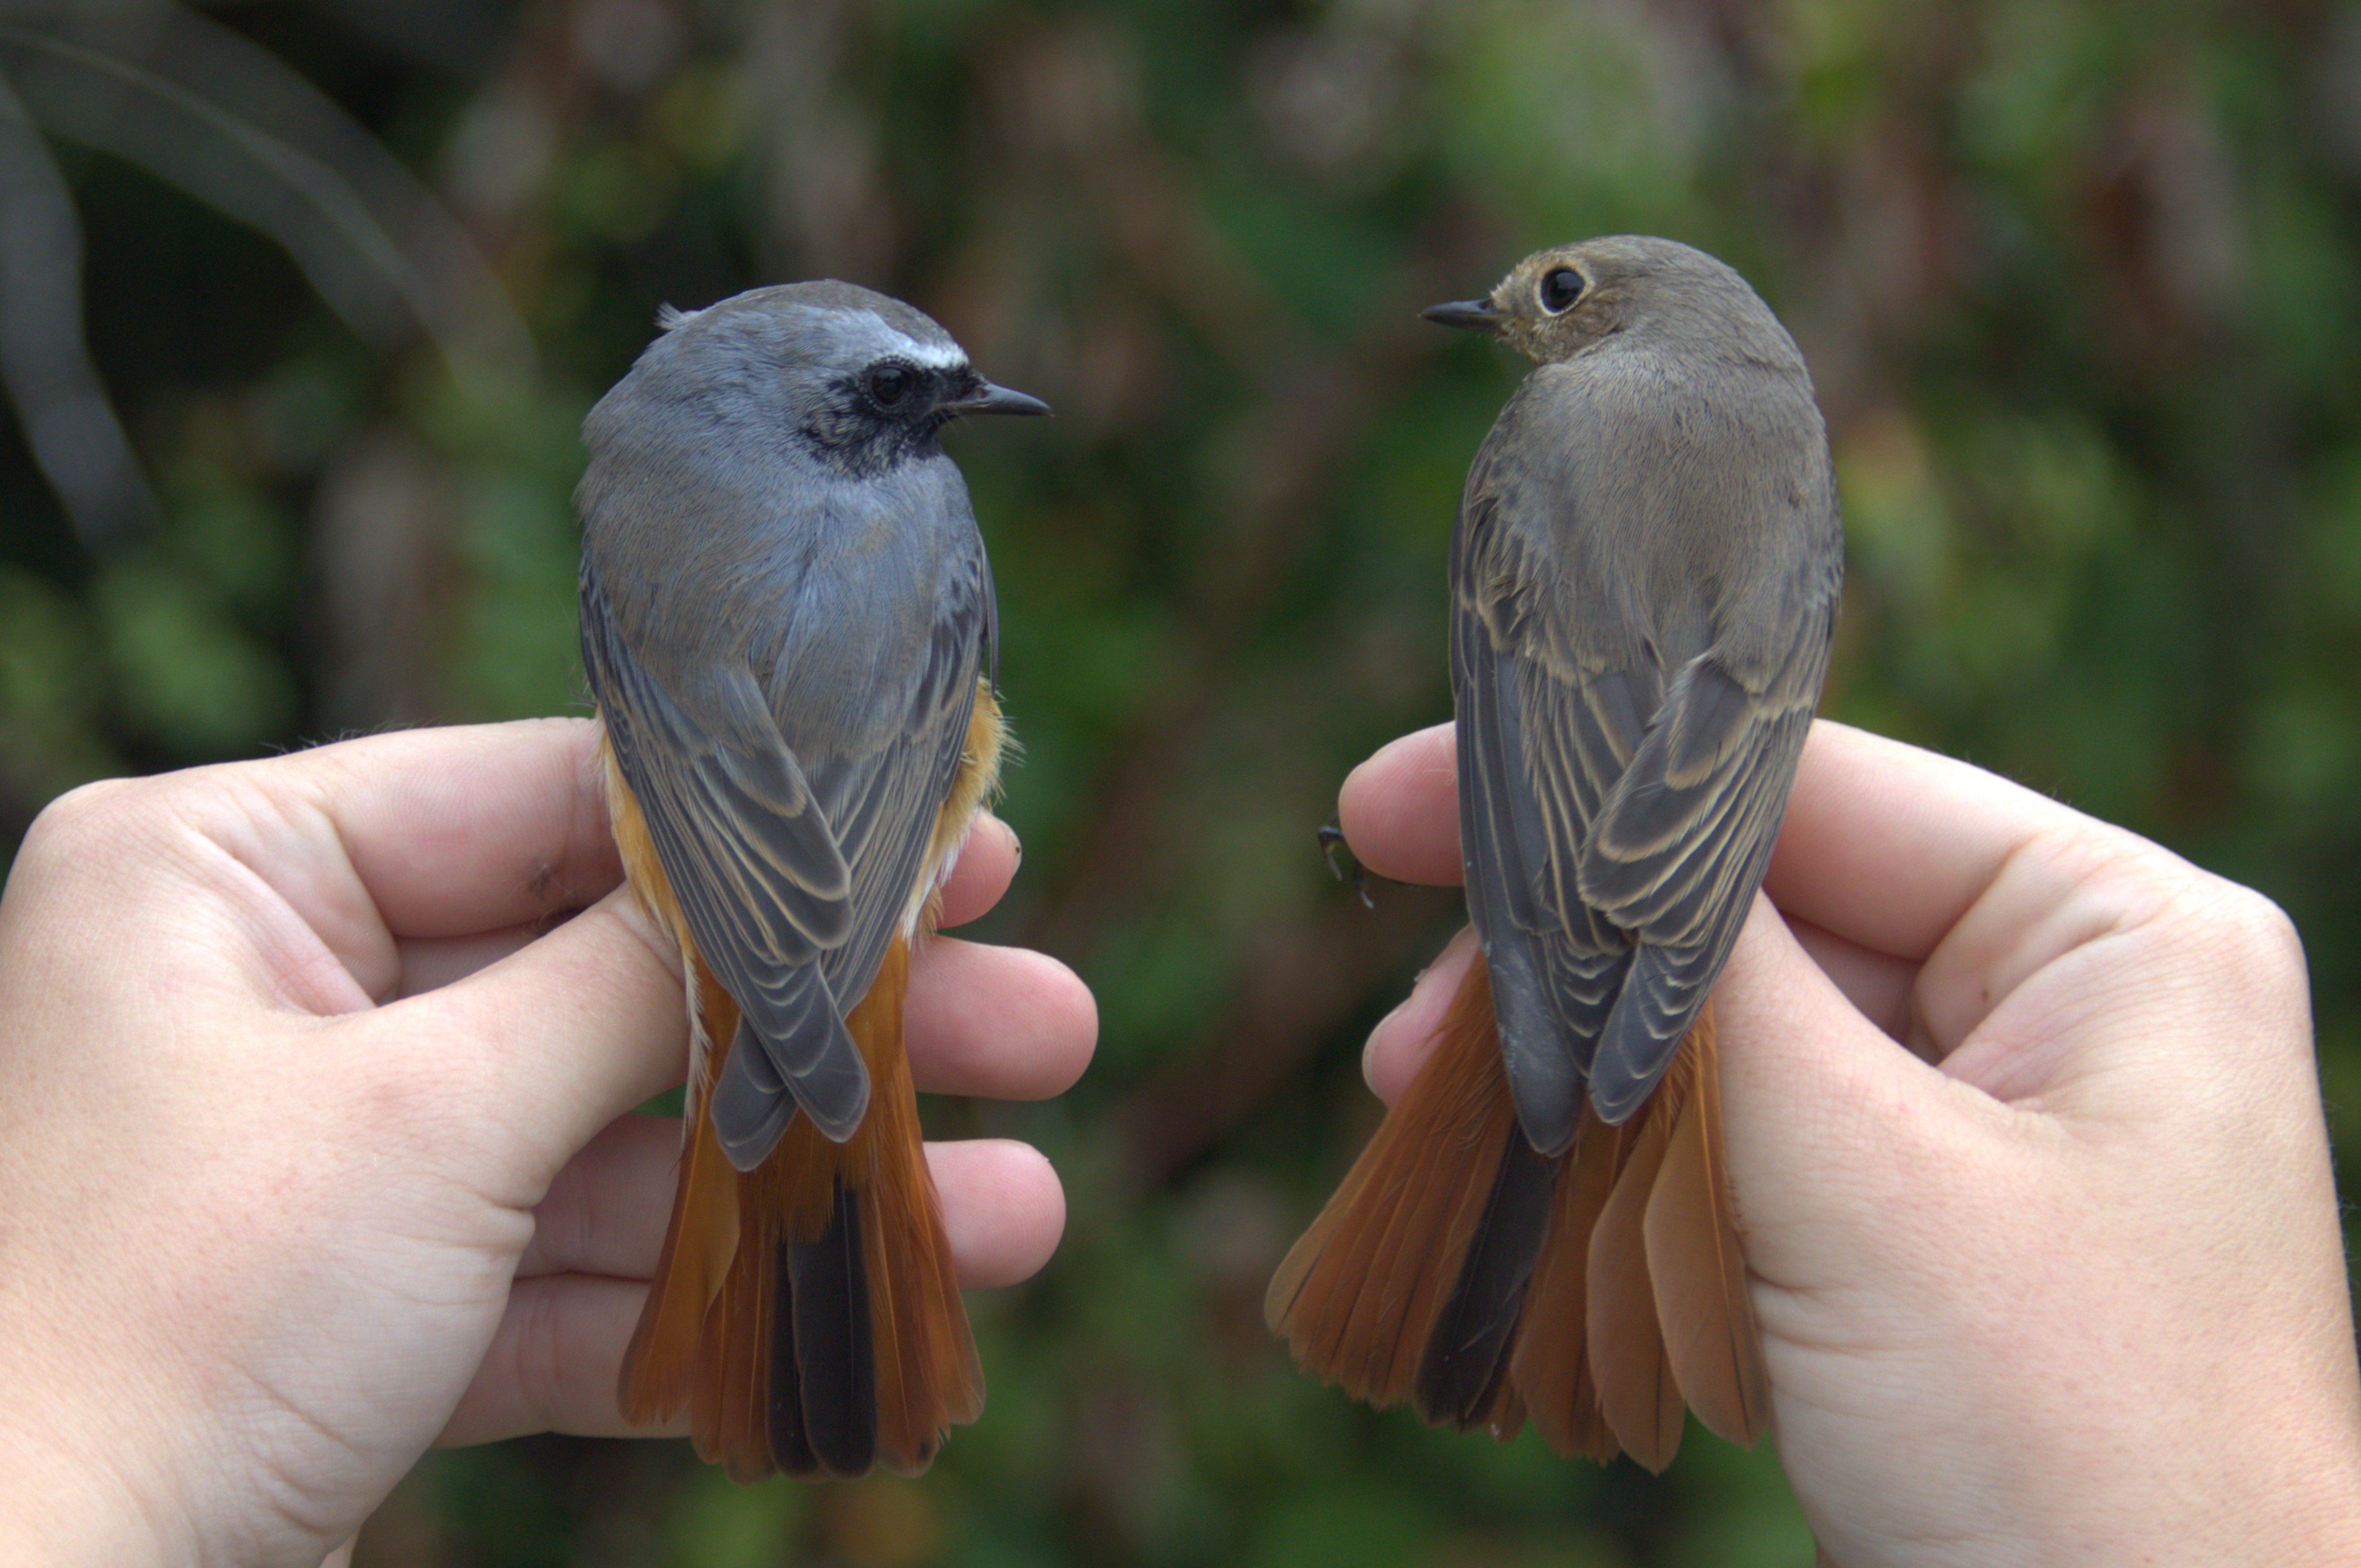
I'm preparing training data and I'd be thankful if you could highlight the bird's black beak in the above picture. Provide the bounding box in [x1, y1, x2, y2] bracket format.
[941, 381, 1052, 418]
[1421, 298, 1509, 333]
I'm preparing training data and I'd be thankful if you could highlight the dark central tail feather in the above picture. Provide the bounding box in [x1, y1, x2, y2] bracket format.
[774, 1176, 878, 1477]
[1268, 954, 1768, 1471]
[1414, 1129, 1555, 1427]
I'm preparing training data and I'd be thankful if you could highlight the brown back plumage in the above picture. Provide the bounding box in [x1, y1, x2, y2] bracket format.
[1266, 954, 1767, 1471]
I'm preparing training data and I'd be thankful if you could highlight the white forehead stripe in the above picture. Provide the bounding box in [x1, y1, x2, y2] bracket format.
[889, 332, 969, 368]
[856, 311, 968, 369]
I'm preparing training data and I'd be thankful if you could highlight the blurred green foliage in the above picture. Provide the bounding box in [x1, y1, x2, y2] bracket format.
[2, 1, 2359, 1564]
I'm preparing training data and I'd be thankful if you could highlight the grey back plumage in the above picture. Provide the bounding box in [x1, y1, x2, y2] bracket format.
[1442, 237, 1842, 1152]
[578, 281, 1002, 1165]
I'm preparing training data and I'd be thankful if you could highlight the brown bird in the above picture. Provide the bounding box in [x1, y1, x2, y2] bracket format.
[1268, 237, 1842, 1469]
[578, 283, 1046, 1478]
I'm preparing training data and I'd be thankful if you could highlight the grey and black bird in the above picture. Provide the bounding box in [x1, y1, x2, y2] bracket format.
[577, 281, 1046, 1478]
[1269, 237, 1842, 1468]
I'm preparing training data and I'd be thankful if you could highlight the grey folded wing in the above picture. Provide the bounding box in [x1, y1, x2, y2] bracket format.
[1454, 484, 1644, 1155]
[580, 560, 985, 1165]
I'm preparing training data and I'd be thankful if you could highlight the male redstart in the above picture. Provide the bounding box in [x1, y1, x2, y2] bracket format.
[578, 282, 1046, 1478]
[1268, 237, 1843, 1468]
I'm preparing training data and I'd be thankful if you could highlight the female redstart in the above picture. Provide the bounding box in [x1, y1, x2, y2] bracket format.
[1269, 237, 1843, 1469]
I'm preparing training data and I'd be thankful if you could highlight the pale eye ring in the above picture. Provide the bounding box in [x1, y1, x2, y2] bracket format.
[1539, 268, 1584, 314]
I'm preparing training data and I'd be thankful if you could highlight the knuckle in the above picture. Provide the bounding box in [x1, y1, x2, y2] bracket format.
[2048, 825, 2311, 1028]
[2144, 868, 2310, 1005]
[2205, 882, 2306, 982]
[16, 777, 141, 866]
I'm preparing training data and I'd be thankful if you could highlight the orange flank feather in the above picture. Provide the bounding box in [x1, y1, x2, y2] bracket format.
[1267, 956, 1767, 1472]
[606, 680, 1005, 1479]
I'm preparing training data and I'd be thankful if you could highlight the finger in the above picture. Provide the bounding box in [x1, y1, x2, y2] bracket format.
[270, 718, 622, 941]
[1770, 722, 2240, 1064]
[518, 1112, 681, 1279]
[523, 1123, 1066, 1292]
[439, 1274, 671, 1444]
[397, 888, 686, 1190]
[175, 721, 622, 1006]
[395, 923, 542, 999]
[1338, 723, 1462, 887]
[1764, 721, 2100, 965]
[1362, 927, 1480, 1105]
[931, 1137, 1066, 1288]
[450, 1139, 1066, 1444]
[1357, 909, 1929, 1105]
[421, 888, 1088, 1203]
[938, 814, 1019, 929]
[1784, 912, 1920, 1050]
[1911, 834, 2300, 1114]
[907, 938, 1097, 1099]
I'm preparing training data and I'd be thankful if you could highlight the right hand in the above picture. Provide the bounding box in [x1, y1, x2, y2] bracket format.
[1346, 720, 2361, 1567]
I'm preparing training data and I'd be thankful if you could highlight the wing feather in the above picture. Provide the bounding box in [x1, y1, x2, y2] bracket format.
[1454, 487, 1630, 1155]
[1450, 367, 1836, 1133]
[582, 545, 989, 1157]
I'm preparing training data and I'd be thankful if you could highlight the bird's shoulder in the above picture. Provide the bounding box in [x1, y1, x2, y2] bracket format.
[587, 454, 987, 755]
[1457, 342, 1834, 687]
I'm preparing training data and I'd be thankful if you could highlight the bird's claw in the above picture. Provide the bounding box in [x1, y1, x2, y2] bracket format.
[1317, 822, 1374, 909]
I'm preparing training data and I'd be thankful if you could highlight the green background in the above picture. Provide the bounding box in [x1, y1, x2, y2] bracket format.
[1, 1, 2357, 1564]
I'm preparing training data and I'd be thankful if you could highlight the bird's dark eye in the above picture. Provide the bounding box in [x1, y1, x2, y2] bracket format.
[864, 361, 918, 410]
[1539, 268, 1584, 314]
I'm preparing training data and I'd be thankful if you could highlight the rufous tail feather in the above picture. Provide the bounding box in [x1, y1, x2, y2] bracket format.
[616, 936, 980, 1479]
[1267, 954, 1767, 1471]
[608, 684, 1004, 1479]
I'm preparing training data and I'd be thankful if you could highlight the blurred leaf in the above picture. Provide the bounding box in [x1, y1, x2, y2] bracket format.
[0, 565, 112, 808]
[666, 1467, 801, 1568]
[94, 553, 294, 755]
[1251, 1481, 1442, 1568]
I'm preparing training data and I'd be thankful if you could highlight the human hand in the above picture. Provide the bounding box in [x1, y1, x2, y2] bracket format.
[0, 719, 1093, 1568]
[1344, 719, 2361, 1566]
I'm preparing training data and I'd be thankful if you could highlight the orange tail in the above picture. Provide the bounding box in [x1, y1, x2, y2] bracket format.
[619, 939, 981, 1479]
[1266, 955, 1767, 1471]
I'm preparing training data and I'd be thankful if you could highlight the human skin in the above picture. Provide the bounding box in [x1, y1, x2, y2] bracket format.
[0, 718, 1095, 1568]
[1343, 719, 2361, 1567]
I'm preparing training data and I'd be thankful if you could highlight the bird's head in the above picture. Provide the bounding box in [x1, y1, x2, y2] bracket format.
[622, 281, 1049, 477]
[1423, 237, 1787, 369]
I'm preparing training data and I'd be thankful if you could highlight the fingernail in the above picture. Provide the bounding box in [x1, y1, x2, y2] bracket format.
[1362, 996, 1410, 1093]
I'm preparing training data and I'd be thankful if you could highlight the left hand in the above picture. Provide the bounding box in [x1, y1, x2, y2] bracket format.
[0, 718, 1094, 1568]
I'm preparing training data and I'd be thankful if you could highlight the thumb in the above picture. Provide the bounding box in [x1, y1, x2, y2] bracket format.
[378, 886, 687, 1198]
[1711, 894, 2011, 1293]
